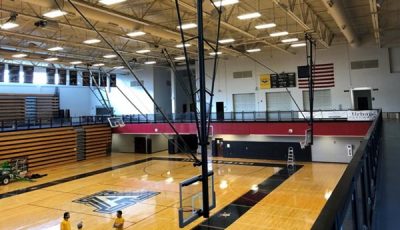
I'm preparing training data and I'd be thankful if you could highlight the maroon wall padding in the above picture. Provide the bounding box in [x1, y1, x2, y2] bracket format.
[113, 121, 371, 137]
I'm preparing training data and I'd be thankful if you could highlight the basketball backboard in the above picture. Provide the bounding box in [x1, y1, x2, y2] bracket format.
[107, 117, 125, 128]
[178, 171, 215, 228]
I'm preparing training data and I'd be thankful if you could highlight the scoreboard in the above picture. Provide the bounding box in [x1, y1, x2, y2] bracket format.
[260, 72, 296, 89]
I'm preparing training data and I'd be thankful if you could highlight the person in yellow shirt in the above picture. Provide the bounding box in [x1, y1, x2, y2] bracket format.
[60, 212, 71, 230]
[60, 212, 83, 230]
[113, 210, 125, 230]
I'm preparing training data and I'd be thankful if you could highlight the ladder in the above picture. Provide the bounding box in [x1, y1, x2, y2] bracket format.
[287, 147, 295, 168]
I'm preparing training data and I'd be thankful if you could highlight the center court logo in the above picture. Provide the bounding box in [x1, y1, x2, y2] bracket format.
[73, 190, 160, 213]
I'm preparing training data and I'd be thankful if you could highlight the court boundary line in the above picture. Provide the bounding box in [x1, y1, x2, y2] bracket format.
[0, 157, 297, 199]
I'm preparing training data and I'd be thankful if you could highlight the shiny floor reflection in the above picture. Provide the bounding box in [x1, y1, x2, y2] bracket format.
[0, 152, 346, 229]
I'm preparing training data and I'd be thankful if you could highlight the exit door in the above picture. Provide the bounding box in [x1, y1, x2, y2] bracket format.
[352, 89, 372, 110]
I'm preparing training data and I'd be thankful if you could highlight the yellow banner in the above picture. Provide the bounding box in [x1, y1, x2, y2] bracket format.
[260, 74, 271, 89]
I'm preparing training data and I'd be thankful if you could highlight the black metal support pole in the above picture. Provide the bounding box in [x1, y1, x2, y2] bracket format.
[175, 0, 201, 140]
[197, 0, 210, 218]
[306, 33, 314, 145]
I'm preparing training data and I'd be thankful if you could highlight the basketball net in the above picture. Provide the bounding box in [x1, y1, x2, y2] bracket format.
[300, 141, 306, 149]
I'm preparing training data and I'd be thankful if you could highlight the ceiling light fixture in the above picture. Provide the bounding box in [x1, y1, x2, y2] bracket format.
[93, 63, 105, 67]
[291, 42, 306, 47]
[136, 49, 151, 54]
[127, 31, 146, 37]
[210, 52, 222, 56]
[83, 39, 101, 44]
[237, 12, 261, 20]
[70, 61, 82, 65]
[218, 38, 235, 44]
[144, 61, 156, 65]
[0, 22, 19, 30]
[255, 23, 276, 29]
[177, 23, 197, 30]
[213, 0, 239, 7]
[44, 57, 58, 61]
[281, 38, 299, 43]
[43, 10, 67, 18]
[99, 0, 126, 5]
[246, 48, 261, 53]
[0, 13, 19, 30]
[48, 46, 63, 51]
[176, 43, 191, 48]
[12, 53, 27, 58]
[270, 31, 289, 37]
[174, 56, 186, 60]
[113, 66, 124, 69]
[103, 54, 117, 58]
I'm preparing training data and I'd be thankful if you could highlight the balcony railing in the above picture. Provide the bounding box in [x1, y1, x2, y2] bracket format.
[312, 110, 382, 230]
[0, 110, 377, 132]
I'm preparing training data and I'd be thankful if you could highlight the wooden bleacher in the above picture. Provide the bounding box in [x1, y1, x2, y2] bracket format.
[82, 125, 112, 160]
[0, 124, 113, 171]
[0, 127, 77, 171]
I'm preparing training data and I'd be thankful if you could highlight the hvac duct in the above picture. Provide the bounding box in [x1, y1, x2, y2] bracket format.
[321, 0, 360, 47]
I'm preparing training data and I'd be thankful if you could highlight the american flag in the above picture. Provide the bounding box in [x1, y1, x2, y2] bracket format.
[297, 63, 334, 89]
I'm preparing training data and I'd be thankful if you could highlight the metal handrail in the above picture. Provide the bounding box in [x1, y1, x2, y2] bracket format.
[0, 109, 378, 132]
[312, 109, 383, 230]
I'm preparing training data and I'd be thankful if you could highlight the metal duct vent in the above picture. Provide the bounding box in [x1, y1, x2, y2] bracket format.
[351, 60, 379, 70]
[130, 80, 144, 87]
[233, 70, 252, 79]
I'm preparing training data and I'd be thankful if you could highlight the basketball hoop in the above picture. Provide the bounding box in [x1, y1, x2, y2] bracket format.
[300, 141, 306, 149]
[107, 117, 125, 128]
[181, 206, 197, 213]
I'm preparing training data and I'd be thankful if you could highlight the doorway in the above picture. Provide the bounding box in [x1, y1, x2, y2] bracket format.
[216, 102, 224, 120]
[352, 89, 372, 110]
[212, 138, 224, 156]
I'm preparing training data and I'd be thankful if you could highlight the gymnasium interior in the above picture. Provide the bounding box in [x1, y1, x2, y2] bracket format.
[0, 0, 399, 229]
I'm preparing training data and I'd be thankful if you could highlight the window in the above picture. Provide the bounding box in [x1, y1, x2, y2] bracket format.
[0, 63, 5, 82]
[303, 89, 332, 111]
[23, 66, 34, 83]
[47, 68, 55, 84]
[92, 72, 99, 86]
[100, 73, 107, 87]
[82, 71, 90, 86]
[110, 74, 117, 87]
[266, 91, 292, 111]
[69, 70, 77, 85]
[58, 69, 66, 85]
[8, 64, 20, 83]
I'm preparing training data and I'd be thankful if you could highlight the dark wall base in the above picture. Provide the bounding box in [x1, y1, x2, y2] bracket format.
[223, 141, 312, 161]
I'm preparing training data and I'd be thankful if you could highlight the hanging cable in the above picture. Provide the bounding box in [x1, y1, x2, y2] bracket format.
[205, 2, 223, 138]
[239, 51, 308, 121]
[96, 68, 199, 162]
[174, 0, 201, 141]
[67, 0, 201, 164]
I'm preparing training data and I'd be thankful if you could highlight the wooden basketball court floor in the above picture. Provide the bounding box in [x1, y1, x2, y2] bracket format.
[0, 152, 346, 230]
